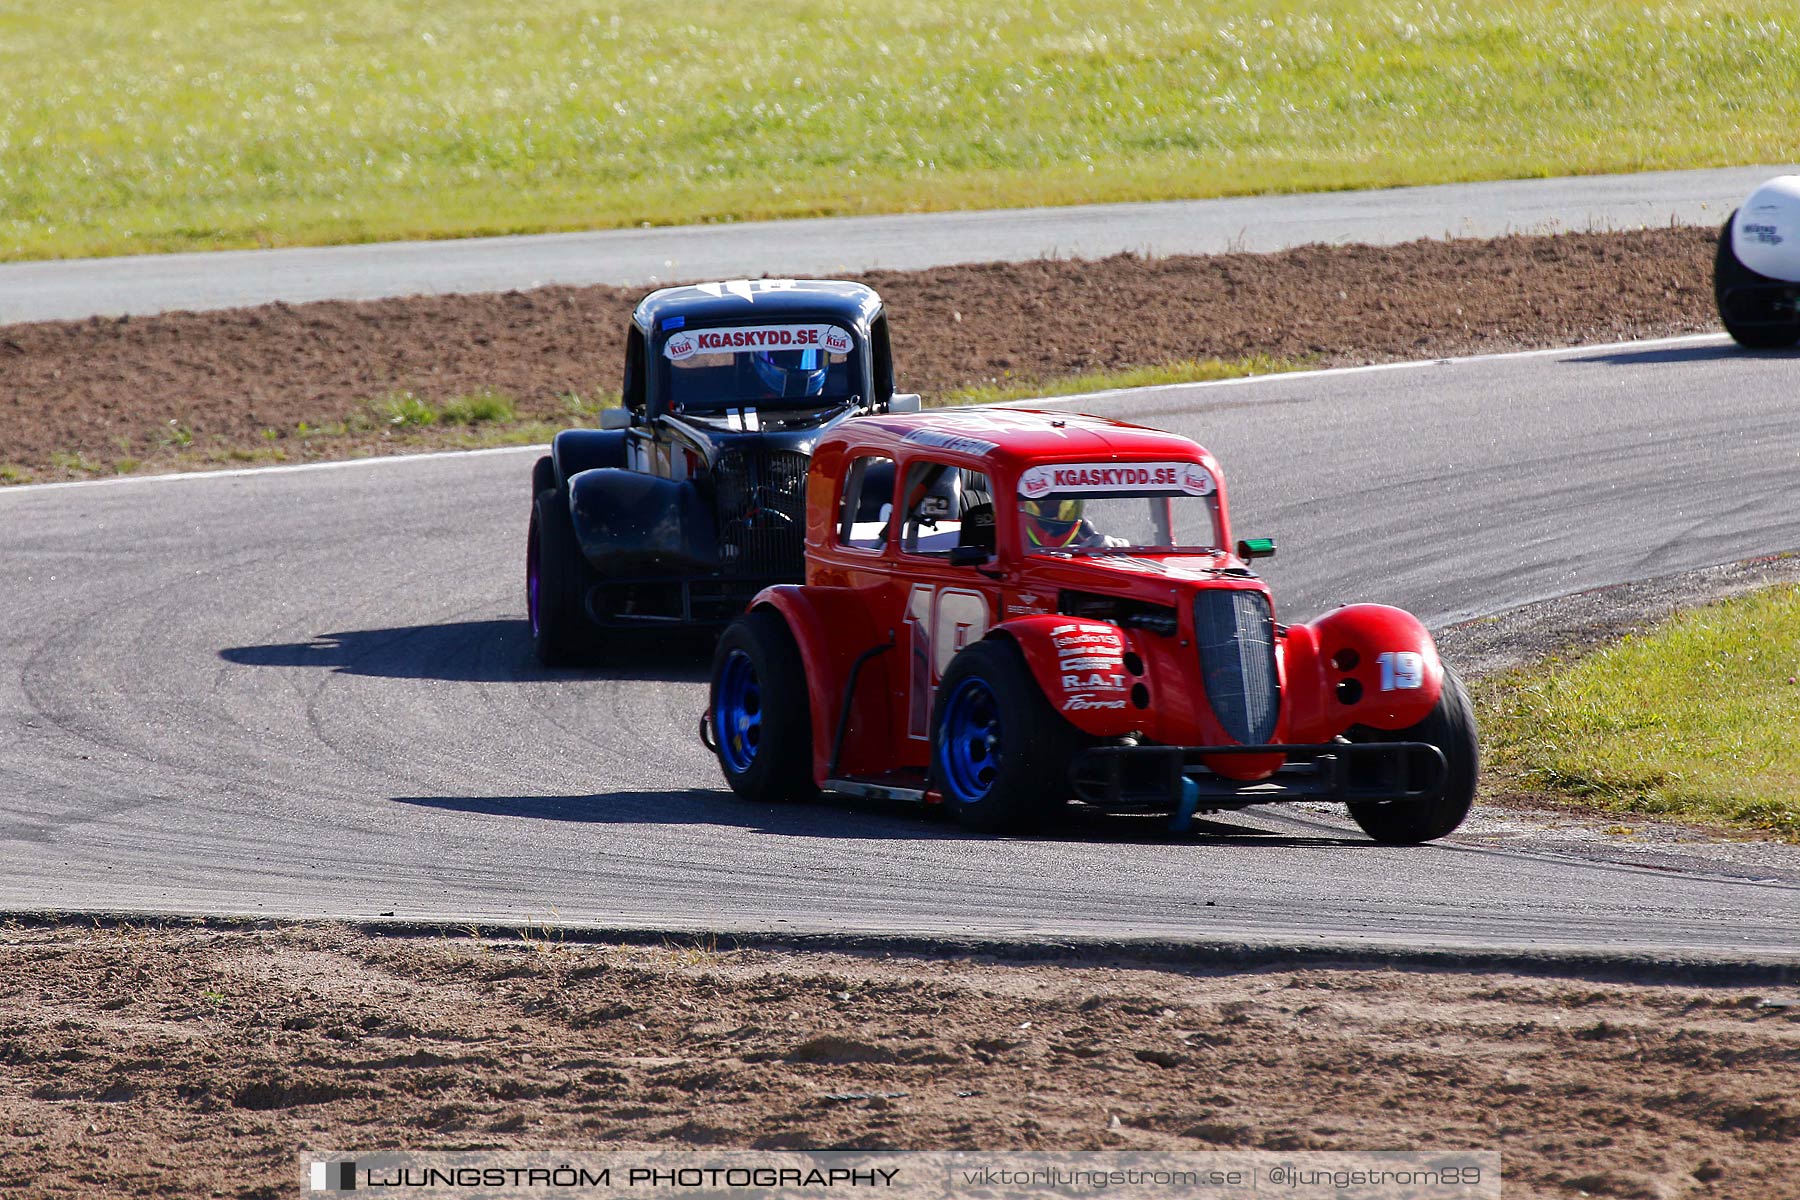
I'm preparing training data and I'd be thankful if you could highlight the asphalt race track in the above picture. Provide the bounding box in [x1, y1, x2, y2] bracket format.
[3, 334, 1799, 961]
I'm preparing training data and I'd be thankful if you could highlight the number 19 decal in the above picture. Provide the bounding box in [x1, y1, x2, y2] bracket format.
[1377, 651, 1425, 692]
[907, 585, 991, 739]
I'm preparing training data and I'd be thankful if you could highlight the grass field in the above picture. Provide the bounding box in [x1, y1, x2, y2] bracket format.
[1476, 585, 1800, 839]
[2, 0, 1797, 260]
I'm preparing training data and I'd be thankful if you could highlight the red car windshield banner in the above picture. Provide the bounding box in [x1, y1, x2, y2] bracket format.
[664, 324, 853, 361]
[1018, 461, 1215, 498]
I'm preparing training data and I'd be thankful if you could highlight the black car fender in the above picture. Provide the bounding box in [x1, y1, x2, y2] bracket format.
[551, 429, 628, 490]
[568, 467, 719, 578]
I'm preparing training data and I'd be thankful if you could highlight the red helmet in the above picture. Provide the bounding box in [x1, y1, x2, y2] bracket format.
[1022, 498, 1084, 549]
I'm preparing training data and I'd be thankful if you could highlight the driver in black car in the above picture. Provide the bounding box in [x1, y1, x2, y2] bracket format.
[749, 347, 830, 400]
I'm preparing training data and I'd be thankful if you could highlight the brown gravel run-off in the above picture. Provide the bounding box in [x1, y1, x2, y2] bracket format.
[0, 227, 1717, 481]
[3, 925, 1798, 1200]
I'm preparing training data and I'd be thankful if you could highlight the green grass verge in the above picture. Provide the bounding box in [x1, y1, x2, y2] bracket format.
[3, 0, 1797, 261]
[936, 356, 1304, 406]
[377, 388, 518, 429]
[1475, 586, 1800, 840]
[5, 359, 1305, 485]
[325, 389, 577, 442]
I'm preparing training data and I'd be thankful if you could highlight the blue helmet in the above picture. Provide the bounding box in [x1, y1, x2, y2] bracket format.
[751, 347, 829, 398]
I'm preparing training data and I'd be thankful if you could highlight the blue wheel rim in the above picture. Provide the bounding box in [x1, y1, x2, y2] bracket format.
[940, 675, 1001, 803]
[715, 649, 763, 775]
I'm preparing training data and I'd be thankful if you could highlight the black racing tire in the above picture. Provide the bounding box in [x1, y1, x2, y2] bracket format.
[931, 638, 1080, 834]
[532, 453, 556, 499]
[709, 608, 817, 804]
[528, 490, 599, 666]
[1347, 665, 1479, 845]
[1715, 210, 1800, 350]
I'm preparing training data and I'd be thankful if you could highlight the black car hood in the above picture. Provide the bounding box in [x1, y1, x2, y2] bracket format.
[663, 402, 859, 460]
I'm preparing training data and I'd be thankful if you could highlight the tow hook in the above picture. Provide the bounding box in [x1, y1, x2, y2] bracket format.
[698, 710, 717, 752]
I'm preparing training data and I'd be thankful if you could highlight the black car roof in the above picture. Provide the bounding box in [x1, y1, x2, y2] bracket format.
[633, 279, 882, 332]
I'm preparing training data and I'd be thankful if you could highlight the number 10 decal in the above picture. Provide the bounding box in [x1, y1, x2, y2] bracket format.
[907, 585, 992, 739]
[1377, 651, 1424, 692]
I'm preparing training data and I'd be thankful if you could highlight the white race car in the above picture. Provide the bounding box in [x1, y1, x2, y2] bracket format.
[1715, 175, 1800, 349]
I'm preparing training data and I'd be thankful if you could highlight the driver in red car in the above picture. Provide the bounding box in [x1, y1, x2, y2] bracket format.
[1020, 497, 1128, 550]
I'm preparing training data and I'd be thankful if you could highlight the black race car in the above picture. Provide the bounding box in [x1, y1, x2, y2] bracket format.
[527, 278, 920, 664]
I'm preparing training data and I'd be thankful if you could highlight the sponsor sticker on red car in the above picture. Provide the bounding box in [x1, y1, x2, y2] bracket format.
[1050, 621, 1130, 710]
[901, 428, 1001, 455]
[1017, 461, 1215, 498]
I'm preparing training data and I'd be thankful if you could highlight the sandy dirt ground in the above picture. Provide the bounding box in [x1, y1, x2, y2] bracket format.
[2, 924, 1796, 1200]
[0, 227, 1716, 481]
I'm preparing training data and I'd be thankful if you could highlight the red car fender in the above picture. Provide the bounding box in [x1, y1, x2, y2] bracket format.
[991, 615, 1141, 738]
[1284, 603, 1443, 742]
[747, 585, 892, 784]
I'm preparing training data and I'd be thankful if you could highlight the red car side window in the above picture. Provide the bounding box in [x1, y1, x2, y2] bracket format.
[899, 461, 993, 557]
[837, 455, 895, 550]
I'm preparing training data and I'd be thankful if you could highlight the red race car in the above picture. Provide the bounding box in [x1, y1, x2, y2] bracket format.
[702, 409, 1477, 842]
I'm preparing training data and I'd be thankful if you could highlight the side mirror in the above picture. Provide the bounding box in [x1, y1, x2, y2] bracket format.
[598, 408, 633, 430]
[948, 545, 992, 568]
[888, 393, 923, 414]
[1236, 537, 1276, 561]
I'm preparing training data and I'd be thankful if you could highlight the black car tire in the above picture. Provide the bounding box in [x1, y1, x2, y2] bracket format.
[529, 490, 599, 666]
[931, 638, 1080, 834]
[532, 453, 556, 499]
[1715, 210, 1800, 350]
[709, 608, 817, 804]
[1347, 665, 1479, 845]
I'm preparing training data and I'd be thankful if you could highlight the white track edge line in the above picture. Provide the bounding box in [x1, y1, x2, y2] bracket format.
[0, 441, 544, 495]
[0, 331, 1729, 497]
[996, 331, 1727, 407]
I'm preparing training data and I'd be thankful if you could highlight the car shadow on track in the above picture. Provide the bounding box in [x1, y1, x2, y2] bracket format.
[390, 790, 1373, 848]
[220, 619, 712, 684]
[1562, 343, 1792, 367]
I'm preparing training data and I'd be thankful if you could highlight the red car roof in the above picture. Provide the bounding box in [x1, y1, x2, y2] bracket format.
[831, 407, 1211, 471]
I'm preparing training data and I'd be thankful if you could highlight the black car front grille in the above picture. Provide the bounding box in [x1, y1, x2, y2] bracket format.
[1192, 590, 1279, 745]
[712, 448, 809, 577]
[590, 578, 766, 626]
